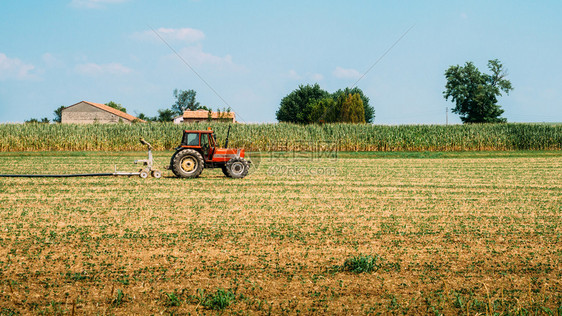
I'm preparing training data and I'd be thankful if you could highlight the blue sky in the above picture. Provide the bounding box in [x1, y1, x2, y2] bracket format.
[1, 0, 561, 124]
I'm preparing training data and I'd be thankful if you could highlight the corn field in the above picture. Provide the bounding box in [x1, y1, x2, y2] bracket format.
[0, 122, 560, 152]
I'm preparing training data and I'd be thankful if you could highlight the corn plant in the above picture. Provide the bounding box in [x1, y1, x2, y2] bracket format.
[0, 122, 560, 152]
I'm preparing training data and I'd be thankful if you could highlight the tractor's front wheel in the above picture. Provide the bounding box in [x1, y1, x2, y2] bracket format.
[225, 158, 250, 179]
[171, 149, 204, 178]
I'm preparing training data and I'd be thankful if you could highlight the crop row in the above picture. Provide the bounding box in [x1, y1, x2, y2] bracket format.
[0, 122, 560, 151]
[0, 154, 560, 314]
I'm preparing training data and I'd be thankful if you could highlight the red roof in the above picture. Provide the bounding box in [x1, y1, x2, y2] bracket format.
[68, 101, 145, 122]
[182, 109, 235, 120]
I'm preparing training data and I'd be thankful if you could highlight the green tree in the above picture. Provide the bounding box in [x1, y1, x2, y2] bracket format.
[309, 98, 337, 123]
[173, 89, 201, 115]
[338, 93, 365, 123]
[278, 84, 373, 124]
[105, 101, 127, 113]
[137, 113, 150, 122]
[53, 106, 65, 123]
[156, 108, 175, 122]
[309, 93, 366, 124]
[25, 117, 49, 124]
[332, 87, 374, 123]
[276, 84, 329, 124]
[444, 59, 513, 123]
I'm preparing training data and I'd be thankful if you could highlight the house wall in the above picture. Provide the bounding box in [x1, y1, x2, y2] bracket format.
[61, 102, 132, 124]
[182, 117, 236, 123]
[183, 118, 205, 123]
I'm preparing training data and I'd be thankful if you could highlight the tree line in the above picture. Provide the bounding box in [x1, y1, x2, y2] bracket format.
[136, 89, 217, 122]
[27, 59, 513, 124]
[277, 59, 512, 124]
[276, 84, 375, 124]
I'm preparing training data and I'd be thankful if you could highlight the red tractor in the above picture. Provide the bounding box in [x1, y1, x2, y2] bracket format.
[168, 127, 251, 178]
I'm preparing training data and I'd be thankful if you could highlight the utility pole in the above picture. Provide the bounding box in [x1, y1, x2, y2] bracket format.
[445, 107, 448, 125]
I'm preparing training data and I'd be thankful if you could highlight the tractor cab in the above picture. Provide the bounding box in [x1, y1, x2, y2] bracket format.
[179, 130, 216, 161]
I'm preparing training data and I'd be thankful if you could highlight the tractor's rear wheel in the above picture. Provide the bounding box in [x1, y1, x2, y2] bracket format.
[171, 149, 204, 178]
[221, 166, 231, 177]
[225, 158, 249, 179]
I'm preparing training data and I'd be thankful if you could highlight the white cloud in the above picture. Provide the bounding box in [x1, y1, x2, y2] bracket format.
[42, 53, 64, 68]
[285, 70, 323, 81]
[310, 73, 324, 81]
[155, 27, 205, 42]
[70, 0, 129, 9]
[333, 66, 362, 80]
[286, 69, 301, 80]
[0, 53, 36, 80]
[75, 62, 132, 76]
[133, 27, 205, 43]
[137, 27, 243, 72]
[174, 44, 244, 71]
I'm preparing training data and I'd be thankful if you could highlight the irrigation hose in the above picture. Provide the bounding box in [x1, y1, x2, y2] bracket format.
[0, 173, 116, 178]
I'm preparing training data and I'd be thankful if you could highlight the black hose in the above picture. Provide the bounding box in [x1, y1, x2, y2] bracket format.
[0, 173, 116, 178]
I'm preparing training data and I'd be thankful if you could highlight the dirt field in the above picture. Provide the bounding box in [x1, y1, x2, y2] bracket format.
[0, 151, 561, 314]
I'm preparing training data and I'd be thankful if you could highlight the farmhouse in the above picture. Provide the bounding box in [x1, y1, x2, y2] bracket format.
[174, 109, 236, 124]
[61, 101, 144, 124]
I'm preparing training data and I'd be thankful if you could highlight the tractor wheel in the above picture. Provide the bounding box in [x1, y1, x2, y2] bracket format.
[171, 149, 204, 178]
[225, 157, 249, 179]
[221, 166, 231, 177]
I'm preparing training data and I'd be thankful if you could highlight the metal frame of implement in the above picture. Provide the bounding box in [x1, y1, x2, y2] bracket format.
[0, 138, 161, 179]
